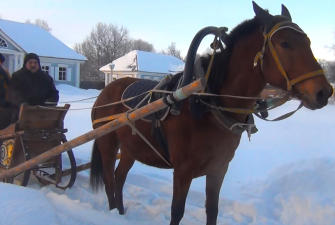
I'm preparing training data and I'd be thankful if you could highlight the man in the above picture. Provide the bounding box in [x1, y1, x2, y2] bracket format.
[0, 53, 10, 107]
[9, 53, 59, 106]
[0, 53, 13, 129]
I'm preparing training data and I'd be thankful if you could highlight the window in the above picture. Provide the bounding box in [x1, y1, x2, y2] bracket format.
[58, 67, 67, 80]
[41, 65, 49, 74]
[0, 37, 7, 48]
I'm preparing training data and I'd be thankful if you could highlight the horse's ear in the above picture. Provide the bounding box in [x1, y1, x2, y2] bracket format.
[252, 1, 273, 28]
[281, 4, 292, 21]
[253, 1, 269, 17]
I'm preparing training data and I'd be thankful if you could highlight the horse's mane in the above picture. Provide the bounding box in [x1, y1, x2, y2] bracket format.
[201, 17, 262, 94]
[203, 15, 291, 94]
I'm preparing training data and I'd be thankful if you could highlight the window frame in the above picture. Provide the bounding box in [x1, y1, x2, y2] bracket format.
[57, 65, 67, 81]
[0, 37, 8, 48]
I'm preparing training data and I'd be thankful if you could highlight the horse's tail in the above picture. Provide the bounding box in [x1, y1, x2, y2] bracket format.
[90, 141, 104, 192]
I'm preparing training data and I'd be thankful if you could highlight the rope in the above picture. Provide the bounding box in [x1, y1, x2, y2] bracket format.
[41, 88, 289, 112]
[58, 96, 98, 103]
[39, 91, 151, 111]
[124, 112, 172, 167]
[150, 89, 288, 100]
[254, 102, 303, 121]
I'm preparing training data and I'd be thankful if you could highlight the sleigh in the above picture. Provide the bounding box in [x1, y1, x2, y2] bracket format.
[0, 104, 77, 188]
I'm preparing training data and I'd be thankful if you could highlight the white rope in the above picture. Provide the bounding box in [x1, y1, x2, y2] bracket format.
[150, 89, 288, 100]
[41, 88, 289, 111]
[40, 91, 151, 111]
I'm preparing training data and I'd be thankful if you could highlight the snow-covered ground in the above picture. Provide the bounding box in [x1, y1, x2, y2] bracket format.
[1, 84, 335, 225]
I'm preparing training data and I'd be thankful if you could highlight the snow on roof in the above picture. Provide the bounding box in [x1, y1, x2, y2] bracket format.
[0, 19, 86, 61]
[99, 63, 113, 73]
[100, 50, 184, 74]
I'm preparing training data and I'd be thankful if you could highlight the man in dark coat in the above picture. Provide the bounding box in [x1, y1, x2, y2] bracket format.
[0, 53, 10, 107]
[0, 53, 13, 129]
[9, 53, 59, 106]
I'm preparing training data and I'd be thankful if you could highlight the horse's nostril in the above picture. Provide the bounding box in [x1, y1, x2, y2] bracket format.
[316, 89, 328, 106]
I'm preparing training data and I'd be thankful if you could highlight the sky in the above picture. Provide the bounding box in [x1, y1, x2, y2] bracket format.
[1, 0, 335, 60]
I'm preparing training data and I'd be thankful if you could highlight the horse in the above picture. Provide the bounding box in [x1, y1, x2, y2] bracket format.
[90, 2, 333, 225]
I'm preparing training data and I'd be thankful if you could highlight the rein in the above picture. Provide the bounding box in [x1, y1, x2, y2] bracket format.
[253, 21, 325, 91]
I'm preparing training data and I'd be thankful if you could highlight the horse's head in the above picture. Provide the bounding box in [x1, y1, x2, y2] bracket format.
[253, 1, 333, 109]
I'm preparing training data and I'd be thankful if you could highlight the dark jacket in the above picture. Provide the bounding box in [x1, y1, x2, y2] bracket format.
[10, 68, 59, 106]
[0, 65, 10, 107]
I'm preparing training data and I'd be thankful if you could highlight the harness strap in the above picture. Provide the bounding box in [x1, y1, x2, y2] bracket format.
[92, 111, 172, 167]
[254, 102, 303, 121]
[92, 113, 122, 128]
[203, 36, 219, 86]
[124, 112, 172, 167]
[290, 69, 325, 87]
[199, 93, 290, 115]
[254, 21, 326, 91]
[267, 39, 291, 90]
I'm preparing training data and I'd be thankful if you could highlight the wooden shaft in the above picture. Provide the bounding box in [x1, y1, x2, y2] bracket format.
[61, 153, 120, 177]
[0, 79, 205, 179]
[61, 162, 91, 177]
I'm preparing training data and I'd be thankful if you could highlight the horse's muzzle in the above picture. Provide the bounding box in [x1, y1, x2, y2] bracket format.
[302, 84, 333, 109]
[316, 86, 333, 107]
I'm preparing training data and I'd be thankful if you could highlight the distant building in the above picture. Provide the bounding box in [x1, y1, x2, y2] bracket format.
[0, 19, 86, 87]
[100, 50, 184, 86]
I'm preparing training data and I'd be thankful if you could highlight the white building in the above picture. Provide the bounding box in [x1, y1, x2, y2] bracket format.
[100, 50, 184, 86]
[0, 19, 86, 87]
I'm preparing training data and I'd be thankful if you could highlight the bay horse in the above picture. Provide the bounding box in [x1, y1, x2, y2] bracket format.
[90, 2, 333, 225]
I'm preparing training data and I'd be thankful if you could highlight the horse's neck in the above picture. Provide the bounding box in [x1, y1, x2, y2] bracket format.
[220, 34, 265, 114]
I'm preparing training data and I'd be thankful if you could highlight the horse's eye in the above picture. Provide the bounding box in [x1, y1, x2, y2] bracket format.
[280, 41, 290, 48]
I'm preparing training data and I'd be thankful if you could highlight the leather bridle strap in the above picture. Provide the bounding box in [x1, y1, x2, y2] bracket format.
[254, 21, 326, 91]
[290, 69, 325, 87]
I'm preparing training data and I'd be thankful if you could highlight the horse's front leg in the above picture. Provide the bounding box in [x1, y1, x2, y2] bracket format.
[205, 165, 228, 225]
[170, 169, 192, 225]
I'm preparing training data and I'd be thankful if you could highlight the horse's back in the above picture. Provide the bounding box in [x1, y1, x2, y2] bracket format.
[92, 77, 139, 121]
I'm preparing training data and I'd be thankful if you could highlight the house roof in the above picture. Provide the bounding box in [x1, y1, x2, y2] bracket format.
[100, 50, 184, 74]
[0, 19, 86, 61]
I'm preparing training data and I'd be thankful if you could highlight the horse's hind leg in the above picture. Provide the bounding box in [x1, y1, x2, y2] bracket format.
[97, 133, 119, 210]
[205, 165, 228, 225]
[115, 149, 135, 215]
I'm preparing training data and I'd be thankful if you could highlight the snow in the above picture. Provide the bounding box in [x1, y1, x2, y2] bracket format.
[0, 19, 86, 61]
[1, 84, 335, 225]
[100, 50, 184, 74]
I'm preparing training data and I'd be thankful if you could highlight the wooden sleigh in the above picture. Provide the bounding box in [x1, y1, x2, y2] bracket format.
[0, 104, 77, 189]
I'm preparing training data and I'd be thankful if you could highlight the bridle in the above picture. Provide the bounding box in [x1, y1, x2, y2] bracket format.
[253, 21, 325, 91]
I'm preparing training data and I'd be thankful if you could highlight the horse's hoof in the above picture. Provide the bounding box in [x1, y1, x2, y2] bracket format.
[109, 203, 117, 210]
[118, 207, 125, 215]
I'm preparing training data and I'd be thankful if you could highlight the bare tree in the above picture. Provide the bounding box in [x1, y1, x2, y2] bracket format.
[74, 22, 156, 88]
[131, 39, 154, 52]
[74, 23, 133, 84]
[319, 59, 335, 85]
[162, 42, 182, 60]
[35, 19, 52, 32]
[26, 19, 51, 32]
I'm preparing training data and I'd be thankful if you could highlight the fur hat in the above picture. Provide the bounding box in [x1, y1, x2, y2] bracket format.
[24, 53, 40, 66]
